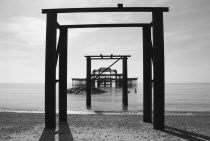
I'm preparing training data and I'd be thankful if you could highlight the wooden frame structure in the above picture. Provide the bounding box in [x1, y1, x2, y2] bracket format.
[42, 4, 169, 130]
[85, 55, 130, 108]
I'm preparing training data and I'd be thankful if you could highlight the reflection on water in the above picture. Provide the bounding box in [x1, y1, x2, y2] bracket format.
[67, 86, 142, 112]
[0, 83, 210, 112]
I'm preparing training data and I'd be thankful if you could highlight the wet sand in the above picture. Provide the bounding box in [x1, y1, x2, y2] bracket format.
[0, 112, 210, 141]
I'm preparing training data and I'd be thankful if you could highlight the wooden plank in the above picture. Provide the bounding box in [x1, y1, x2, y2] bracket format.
[42, 7, 169, 14]
[89, 58, 124, 60]
[61, 23, 151, 28]
[123, 57, 128, 107]
[152, 10, 165, 130]
[45, 13, 57, 128]
[59, 28, 68, 122]
[86, 57, 91, 107]
[143, 26, 152, 123]
[85, 55, 131, 57]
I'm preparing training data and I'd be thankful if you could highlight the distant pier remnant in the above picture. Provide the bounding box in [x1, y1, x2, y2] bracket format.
[72, 68, 138, 88]
[42, 5, 168, 130]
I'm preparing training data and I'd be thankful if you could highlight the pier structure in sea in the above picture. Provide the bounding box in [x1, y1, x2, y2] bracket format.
[72, 67, 138, 88]
[42, 4, 168, 130]
[84, 55, 130, 109]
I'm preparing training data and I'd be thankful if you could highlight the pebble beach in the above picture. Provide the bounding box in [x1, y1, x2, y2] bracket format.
[0, 112, 210, 141]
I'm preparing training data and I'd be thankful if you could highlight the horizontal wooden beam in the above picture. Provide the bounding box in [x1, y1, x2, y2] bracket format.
[60, 23, 151, 28]
[85, 55, 131, 57]
[92, 74, 123, 76]
[71, 78, 138, 80]
[85, 55, 130, 60]
[89, 58, 126, 60]
[42, 7, 169, 14]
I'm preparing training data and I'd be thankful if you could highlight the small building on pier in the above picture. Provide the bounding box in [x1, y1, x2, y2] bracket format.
[72, 67, 138, 87]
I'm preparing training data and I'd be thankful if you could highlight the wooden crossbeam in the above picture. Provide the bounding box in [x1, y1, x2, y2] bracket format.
[60, 23, 151, 29]
[42, 7, 169, 14]
[85, 55, 131, 57]
[85, 55, 130, 60]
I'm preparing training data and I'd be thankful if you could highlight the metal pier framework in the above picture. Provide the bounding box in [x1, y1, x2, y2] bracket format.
[42, 4, 169, 130]
[72, 67, 138, 87]
[85, 55, 130, 108]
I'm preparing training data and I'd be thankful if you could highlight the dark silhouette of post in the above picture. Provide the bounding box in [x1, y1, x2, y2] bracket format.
[152, 10, 165, 130]
[91, 79, 96, 88]
[91, 79, 95, 87]
[45, 13, 57, 128]
[97, 80, 100, 87]
[115, 76, 118, 87]
[59, 27, 68, 122]
[143, 25, 152, 123]
[86, 57, 91, 107]
[123, 57, 128, 107]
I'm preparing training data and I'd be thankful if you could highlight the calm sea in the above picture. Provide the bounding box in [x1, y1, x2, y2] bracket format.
[0, 83, 209, 113]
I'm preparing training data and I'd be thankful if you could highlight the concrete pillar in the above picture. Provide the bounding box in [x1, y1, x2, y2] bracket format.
[86, 57, 91, 107]
[45, 13, 57, 128]
[143, 26, 152, 123]
[152, 11, 165, 130]
[123, 57, 128, 106]
[59, 28, 68, 122]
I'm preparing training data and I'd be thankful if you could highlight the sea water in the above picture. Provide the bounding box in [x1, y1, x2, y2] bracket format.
[0, 83, 210, 113]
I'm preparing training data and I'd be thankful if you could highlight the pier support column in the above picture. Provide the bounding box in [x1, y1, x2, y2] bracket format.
[45, 13, 57, 128]
[86, 57, 91, 107]
[123, 57, 128, 107]
[91, 79, 95, 87]
[143, 26, 152, 123]
[152, 10, 165, 130]
[59, 28, 68, 122]
[97, 80, 100, 87]
[115, 76, 118, 87]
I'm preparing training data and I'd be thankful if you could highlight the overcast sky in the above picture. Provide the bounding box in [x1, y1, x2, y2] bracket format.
[0, 0, 210, 83]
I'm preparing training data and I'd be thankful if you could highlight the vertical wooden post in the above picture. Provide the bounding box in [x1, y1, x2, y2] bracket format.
[143, 26, 152, 123]
[59, 28, 68, 122]
[45, 13, 57, 128]
[97, 80, 100, 87]
[110, 80, 112, 87]
[110, 70, 112, 88]
[115, 75, 118, 87]
[91, 79, 94, 87]
[123, 57, 128, 106]
[152, 10, 165, 130]
[86, 57, 91, 107]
